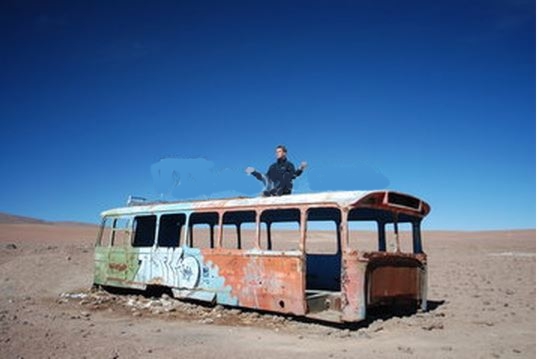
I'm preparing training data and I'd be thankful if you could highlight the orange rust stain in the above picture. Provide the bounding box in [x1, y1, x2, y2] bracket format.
[108, 263, 128, 271]
[202, 249, 306, 315]
[341, 252, 367, 322]
[368, 266, 420, 302]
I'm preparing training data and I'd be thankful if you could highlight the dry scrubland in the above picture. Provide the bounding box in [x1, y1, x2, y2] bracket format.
[0, 217, 535, 358]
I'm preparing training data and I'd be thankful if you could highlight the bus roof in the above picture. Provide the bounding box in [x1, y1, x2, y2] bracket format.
[101, 190, 430, 218]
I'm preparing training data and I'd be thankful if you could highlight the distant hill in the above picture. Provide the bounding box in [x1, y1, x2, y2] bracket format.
[0, 212, 49, 224]
[0, 212, 98, 226]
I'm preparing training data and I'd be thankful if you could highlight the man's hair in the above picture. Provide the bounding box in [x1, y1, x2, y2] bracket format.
[276, 145, 287, 153]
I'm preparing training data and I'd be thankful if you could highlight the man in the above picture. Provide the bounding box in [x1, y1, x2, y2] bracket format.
[246, 145, 307, 196]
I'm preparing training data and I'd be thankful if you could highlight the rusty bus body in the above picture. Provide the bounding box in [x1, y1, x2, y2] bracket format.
[94, 190, 430, 323]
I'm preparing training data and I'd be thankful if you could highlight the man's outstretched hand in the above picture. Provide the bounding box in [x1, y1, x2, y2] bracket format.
[299, 161, 308, 171]
[245, 166, 256, 175]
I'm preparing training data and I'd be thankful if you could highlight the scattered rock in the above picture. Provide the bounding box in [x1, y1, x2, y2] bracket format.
[472, 321, 494, 327]
[356, 330, 371, 339]
[398, 346, 414, 354]
[422, 322, 444, 331]
[5, 243, 17, 250]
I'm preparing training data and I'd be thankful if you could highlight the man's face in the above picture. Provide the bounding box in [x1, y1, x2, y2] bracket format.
[275, 148, 285, 159]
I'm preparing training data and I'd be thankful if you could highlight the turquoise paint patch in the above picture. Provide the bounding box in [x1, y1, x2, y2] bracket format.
[359, 302, 366, 320]
[204, 261, 237, 306]
[182, 246, 238, 306]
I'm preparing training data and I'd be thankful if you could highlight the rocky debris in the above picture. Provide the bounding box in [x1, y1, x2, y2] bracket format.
[5, 243, 17, 250]
[60, 292, 88, 300]
[355, 329, 371, 339]
[80, 311, 91, 318]
[58, 288, 448, 337]
[421, 322, 444, 331]
[397, 346, 414, 354]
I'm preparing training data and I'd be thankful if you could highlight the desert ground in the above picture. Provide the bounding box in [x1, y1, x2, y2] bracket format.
[0, 213, 535, 358]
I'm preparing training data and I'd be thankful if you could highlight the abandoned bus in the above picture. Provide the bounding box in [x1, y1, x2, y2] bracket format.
[94, 190, 430, 323]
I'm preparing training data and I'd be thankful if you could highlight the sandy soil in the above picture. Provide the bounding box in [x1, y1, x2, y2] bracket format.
[0, 221, 535, 358]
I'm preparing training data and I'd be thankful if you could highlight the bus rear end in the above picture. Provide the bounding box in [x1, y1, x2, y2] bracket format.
[341, 191, 430, 322]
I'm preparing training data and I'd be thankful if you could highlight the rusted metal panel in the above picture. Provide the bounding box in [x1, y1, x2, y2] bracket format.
[368, 267, 420, 303]
[340, 251, 427, 322]
[203, 249, 306, 315]
[94, 244, 306, 315]
[365, 252, 427, 307]
[341, 251, 368, 322]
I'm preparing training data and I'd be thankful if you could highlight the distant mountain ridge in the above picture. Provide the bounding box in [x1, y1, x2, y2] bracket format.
[0, 212, 97, 226]
[0, 212, 49, 224]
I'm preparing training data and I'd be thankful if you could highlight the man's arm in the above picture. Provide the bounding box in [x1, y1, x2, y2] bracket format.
[292, 161, 307, 178]
[252, 170, 264, 181]
[245, 167, 264, 182]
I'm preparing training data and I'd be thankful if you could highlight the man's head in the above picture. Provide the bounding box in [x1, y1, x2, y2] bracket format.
[275, 145, 287, 160]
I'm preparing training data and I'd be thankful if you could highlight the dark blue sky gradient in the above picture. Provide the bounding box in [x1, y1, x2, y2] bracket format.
[0, 0, 535, 229]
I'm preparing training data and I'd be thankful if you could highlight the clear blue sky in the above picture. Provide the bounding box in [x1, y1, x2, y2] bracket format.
[0, 0, 535, 230]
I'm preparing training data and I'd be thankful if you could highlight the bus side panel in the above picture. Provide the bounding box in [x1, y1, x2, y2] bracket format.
[341, 251, 368, 322]
[94, 246, 146, 289]
[94, 246, 108, 285]
[203, 250, 306, 316]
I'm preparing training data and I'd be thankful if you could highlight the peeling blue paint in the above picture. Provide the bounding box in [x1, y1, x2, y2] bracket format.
[182, 247, 238, 306]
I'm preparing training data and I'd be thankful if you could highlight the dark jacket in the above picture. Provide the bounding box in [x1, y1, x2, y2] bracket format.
[252, 157, 303, 195]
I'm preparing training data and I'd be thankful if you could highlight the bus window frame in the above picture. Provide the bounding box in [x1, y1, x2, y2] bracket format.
[258, 207, 304, 252]
[132, 215, 157, 248]
[96, 218, 108, 247]
[186, 211, 219, 249]
[157, 212, 186, 248]
[383, 220, 423, 254]
[110, 216, 134, 247]
[305, 206, 342, 255]
[221, 209, 257, 250]
[345, 206, 425, 253]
